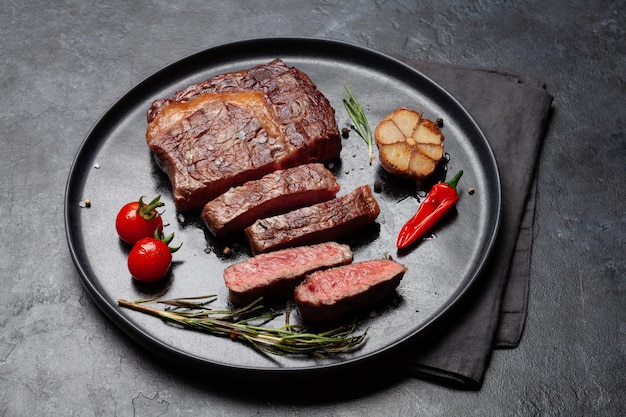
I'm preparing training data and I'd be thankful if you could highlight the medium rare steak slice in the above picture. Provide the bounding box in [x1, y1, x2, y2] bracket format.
[294, 259, 407, 325]
[201, 163, 339, 237]
[146, 59, 341, 211]
[244, 185, 380, 254]
[223, 242, 353, 306]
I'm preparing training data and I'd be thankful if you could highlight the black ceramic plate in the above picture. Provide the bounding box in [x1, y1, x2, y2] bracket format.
[65, 38, 500, 380]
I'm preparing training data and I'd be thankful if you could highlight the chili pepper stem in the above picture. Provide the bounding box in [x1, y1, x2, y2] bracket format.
[446, 170, 463, 189]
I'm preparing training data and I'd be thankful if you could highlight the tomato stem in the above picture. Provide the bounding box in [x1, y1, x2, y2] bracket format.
[154, 228, 182, 253]
[138, 195, 164, 221]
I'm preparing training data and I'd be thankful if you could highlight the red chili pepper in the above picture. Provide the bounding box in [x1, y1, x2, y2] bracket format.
[396, 170, 463, 249]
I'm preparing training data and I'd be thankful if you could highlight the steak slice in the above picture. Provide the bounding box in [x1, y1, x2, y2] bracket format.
[146, 59, 341, 211]
[201, 163, 340, 237]
[294, 259, 407, 325]
[244, 185, 381, 254]
[223, 242, 353, 306]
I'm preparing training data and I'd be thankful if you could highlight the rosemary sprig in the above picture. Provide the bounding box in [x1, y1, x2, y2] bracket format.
[118, 295, 367, 357]
[343, 85, 374, 164]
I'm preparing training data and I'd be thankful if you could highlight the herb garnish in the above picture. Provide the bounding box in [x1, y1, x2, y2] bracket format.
[343, 85, 374, 164]
[118, 293, 367, 357]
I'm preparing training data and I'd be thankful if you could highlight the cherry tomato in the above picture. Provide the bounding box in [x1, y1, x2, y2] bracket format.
[115, 196, 164, 244]
[127, 237, 173, 282]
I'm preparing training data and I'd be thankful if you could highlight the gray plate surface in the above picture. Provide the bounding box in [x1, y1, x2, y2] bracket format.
[65, 38, 501, 379]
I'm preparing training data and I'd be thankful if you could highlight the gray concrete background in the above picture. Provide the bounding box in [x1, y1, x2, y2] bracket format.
[1, 1, 624, 416]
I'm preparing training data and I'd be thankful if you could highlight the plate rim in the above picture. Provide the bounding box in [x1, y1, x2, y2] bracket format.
[64, 36, 502, 379]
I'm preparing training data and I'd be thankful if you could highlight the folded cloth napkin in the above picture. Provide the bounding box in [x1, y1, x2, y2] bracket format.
[386, 59, 553, 389]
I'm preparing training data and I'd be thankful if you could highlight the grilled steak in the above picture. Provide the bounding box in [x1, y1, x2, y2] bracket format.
[223, 242, 353, 306]
[201, 163, 339, 237]
[146, 59, 341, 211]
[244, 185, 381, 254]
[294, 259, 407, 324]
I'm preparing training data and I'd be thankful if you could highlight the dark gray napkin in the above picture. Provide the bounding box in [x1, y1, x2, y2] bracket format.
[387, 59, 553, 389]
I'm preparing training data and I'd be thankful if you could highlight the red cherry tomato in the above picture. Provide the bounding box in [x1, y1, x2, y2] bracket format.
[115, 196, 164, 244]
[127, 237, 173, 282]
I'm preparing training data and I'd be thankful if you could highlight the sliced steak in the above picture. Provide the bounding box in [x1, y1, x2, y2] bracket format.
[201, 163, 339, 237]
[294, 259, 407, 325]
[146, 59, 341, 211]
[223, 242, 353, 306]
[244, 185, 381, 254]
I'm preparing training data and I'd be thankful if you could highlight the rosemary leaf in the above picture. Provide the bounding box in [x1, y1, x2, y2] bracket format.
[118, 295, 367, 357]
[343, 85, 374, 164]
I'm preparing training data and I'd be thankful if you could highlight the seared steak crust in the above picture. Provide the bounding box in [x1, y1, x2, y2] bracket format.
[294, 259, 407, 324]
[244, 185, 380, 254]
[146, 59, 341, 211]
[223, 242, 353, 306]
[201, 163, 340, 237]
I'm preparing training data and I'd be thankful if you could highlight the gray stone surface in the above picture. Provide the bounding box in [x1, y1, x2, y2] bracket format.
[1, 1, 624, 415]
